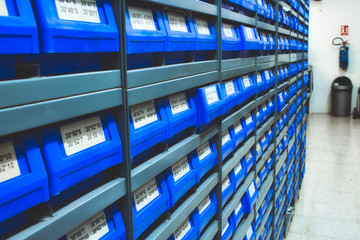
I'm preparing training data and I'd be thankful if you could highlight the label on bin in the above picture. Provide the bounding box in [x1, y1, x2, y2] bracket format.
[234, 160, 243, 175]
[245, 27, 254, 39]
[257, 73, 263, 83]
[195, 18, 210, 35]
[262, 33, 268, 42]
[245, 114, 252, 125]
[66, 211, 109, 240]
[0, 141, 21, 183]
[233, 121, 243, 134]
[167, 12, 188, 32]
[128, 6, 156, 31]
[243, 76, 251, 88]
[222, 130, 231, 146]
[222, 222, 229, 236]
[246, 151, 253, 162]
[174, 218, 191, 240]
[133, 178, 160, 212]
[130, 100, 158, 129]
[265, 70, 270, 80]
[269, 101, 273, 107]
[223, 23, 234, 38]
[235, 200, 243, 215]
[197, 142, 211, 161]
[225, 81, 236, 96]
[205, 86, 219, 105]
[279, 94, 283, 102]
[262, 104, 267, 112]
[261, 136, 266, 145]
[55, 0, 100, 23]
[171, 157, 190, 182]
[60, 116, 105, 156]
[256, 142, 261, 153]
[198, 195, 211, 214]
[222, 176, 231, 192]
[0, 0, 8, 16]
[246, 225, 253, 239]
[249, 182, 256, 197]
[169, 92, 189, 115]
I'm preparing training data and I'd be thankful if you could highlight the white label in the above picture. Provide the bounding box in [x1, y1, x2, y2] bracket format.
[222, 176, 231, 192]
[256, 142, 261, 153]
[195, 18, 210, 35]
[246, 225, 253, 240]
[66, 211, 109, 240]
[262, 33, 268, 42]
[0, 0, 8, 16]
[171, 157, 191, 182]
[269, 101, 273, 107]
[234, 160, 243, 175]
[243, 76, 251, 88]
[225, 81, 236, 96]
[205, 86, 219, 105]
[261, 136, 267, 145]
[245, 114, 252, 125]
[169, 93, 189, 115]
[128, 6, 156, 31]
[198, 195, 211, 214]
[246, 151, 253, 161]
[233, 121, 243, 134]
[222, 222, 230, 236]
[174, 218, 192, 240]
[130, 100, 158, 129]
[222, 130, 231, 146]
[279, 94, 284, 102]
[223, 23, 234, 38]
[133, 178, 159, 212]
[245, 27, 254, 39]
[262, 104, 267, 112]
[257, 73, 263, 83]
[0, 141, 21, 183]
[249, 182, 256, 197]
[60, 116, 105, 156]
[197, 142, 211, 161]
[167, 12, 188, 32]
[256, 110, 261, 117]
[55, 0, 100, 23]
[235, 200, 243, 215]
[265, 70, 270, 80]
[267, 157, 272, 165]
[257, 0, 262, 4]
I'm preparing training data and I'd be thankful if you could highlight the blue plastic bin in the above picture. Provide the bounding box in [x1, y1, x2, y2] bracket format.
[244, 148, 255, 172]
[191, 139, 218, 181]
[230, 158, 247, 191]
[165, 155, 198, 207]
[133, 175, 170, 239]
[255, 209, 262, 229]
[59, 203, 126, 240]
[222, 22, 241, 54]
[256, 71, 266, 93]
[168, 213, 198, 240]
[222, 217, 234, 240]
[244, 223, 256, 240]
[243, 112, 256, 136]
[255, 141, 263, 160]
[230, 119, 247, 147]
[222, 174, 235, 207]
[222, 128, 235, 161]
[0, 134, 49, 224]
[238, 25, 259, 51]
[193, 191, 218, 236]
[259, 134, 269, 151]
[238, 0, 257, 12]
[40, 112, 122, 196]
[243, 180, 258, 213]
[222, 78, 244, 113]
[238, 74, 257, 100]
[231, 198, 246, 227]
[193, 16, 217, 60]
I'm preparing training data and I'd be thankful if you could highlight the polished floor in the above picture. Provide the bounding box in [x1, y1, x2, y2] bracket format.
[286, 113, 360, 240]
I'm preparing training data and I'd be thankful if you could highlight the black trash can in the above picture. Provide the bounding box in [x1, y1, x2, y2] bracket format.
[331, 76, 353, 117]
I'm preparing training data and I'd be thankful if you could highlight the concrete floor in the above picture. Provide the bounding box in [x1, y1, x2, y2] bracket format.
[286, 113, 360, 240]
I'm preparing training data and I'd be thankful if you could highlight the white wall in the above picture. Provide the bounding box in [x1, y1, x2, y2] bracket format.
[309, 0, 359, 113]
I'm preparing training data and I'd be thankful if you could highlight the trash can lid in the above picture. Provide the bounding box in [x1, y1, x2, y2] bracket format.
[331, 76, 353, 90]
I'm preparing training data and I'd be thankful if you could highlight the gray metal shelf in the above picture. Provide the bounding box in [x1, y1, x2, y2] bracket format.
[0, 88, 123, 137]
[258, 61, 277, 72]
[278, 27, 291, 36]
[232, 210, 255, 240]
[266, 226, 273, 240]
[141, 0, 217, 16]
[275, 175, 287, 201]
[222, 9, 256, 26]
[222, 171, 255, 228]
[222, 57, 256, 71]
[221, 59, 257, 80]
[223, 100, 256, 130]
[258, 56, 276, 64]
[258, 89, 276, 106]
[288, 136, 295, 151]
[131, 125, 218, 190]
[199, 220, 218, 240]
[145, 173, 218, 240]
[278, 55, 290, 65]
[9, 178, 127, 240]
[256, 144, 275, 173]
[275, 218, 285, 240]
[256, 204, 273, 240]
[257, 117, 275, 139]
[257, 21, 276, 32]
[277, 81, 289, 93]
[256, 172, 274, 212]
[275, 151, 287, 176]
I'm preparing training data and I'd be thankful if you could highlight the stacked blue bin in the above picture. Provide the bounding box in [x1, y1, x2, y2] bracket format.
[193, 191, 218, 237]
[191, 139, 218, 181]
[168, 213, 198, 240]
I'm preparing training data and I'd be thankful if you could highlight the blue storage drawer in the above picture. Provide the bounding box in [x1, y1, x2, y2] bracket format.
[33, 0, 118, 53]
[132, 175, 170, 239]
[230, 158, 247, 191]
[255, 209, 262, 229]
[255, 107, 264, 126]
[238, 74, 257, 100]
[244, 148, 255, 172]
[269, 33, 276, 50]
[259, 134, 269, 151]
[221, 217, 234, 240]
[168, 213, 198, 240]
[165, 155, 198, 207]
[191, 139, 218, 181]
[266, 1, 276, 21]
[255, 141, 263, 161]
[238, 25, 259, 51]
[193, 16, 217, 51]
[194, 83, 224, 127]
[161, 91, 197, 138]
[230, 119, 247, 147]
[238, 0, 257, 12]
[258, 165, 268, 184]
[256, 71, 266, 93]
[265, 155, 274, 171]
[59, 203, 126, 240]
[278, 35, 284, 51]
[222, 127, 235, 160]
[267, 98, 275, 114]
[222, 174, 235, 207]
[257, 0, 267, 16]
[291, 16, 298, 30]
[260, 102, 269, 120]
[277, 92, 286, 112]
[263, 69, 274, 90]
[222, 22, 241, 52]
[0, 135, 49, 224]
[243, 112, 255, 136]
[244, 223, 256, 240]
[258, 32, 267, 51]
[0, 0, 39, 54]
[193, 191, 218, 236]
[243, 180, 258, 213]
[40, 112, 122, 196]
[222, 78, 244, 113]
[231, 198, 246, 227]
[129, 99, 168, 159]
